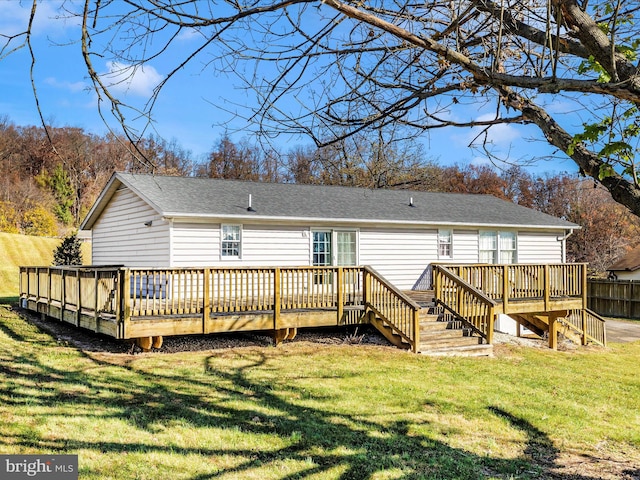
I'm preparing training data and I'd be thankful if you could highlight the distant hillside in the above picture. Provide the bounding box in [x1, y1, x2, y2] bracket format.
[0, 233, 91, 298]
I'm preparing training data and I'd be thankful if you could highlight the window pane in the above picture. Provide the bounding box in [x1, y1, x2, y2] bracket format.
[336, 231, 356, 266]
[500, 250, 516, 264]
[313, 231, 332, 266]
[500, 231, 516, 250]
[438, 229, 452, 258]
[479, 231, 497, 263]
[479, 250, 496, 264]
[222, 225, 240, 257]
[479, 231, 497, 250]
[499, 231, 516, 264]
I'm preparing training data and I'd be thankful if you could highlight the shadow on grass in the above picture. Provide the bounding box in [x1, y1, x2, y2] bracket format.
[0, 296, 19, 306]
[0, 311, 635, 480]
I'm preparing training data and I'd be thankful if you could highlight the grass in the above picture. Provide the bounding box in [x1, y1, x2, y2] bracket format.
[0, 232, 91, 298]
[0, 306, 639, 479]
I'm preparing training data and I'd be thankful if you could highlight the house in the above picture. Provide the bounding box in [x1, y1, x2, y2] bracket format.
[607, 245, 640, 280]
[80, 172, 579, 290]
[22, 172, 605, 355]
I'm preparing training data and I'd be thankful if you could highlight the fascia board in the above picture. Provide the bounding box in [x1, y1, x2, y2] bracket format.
[163, 212, 578, 230]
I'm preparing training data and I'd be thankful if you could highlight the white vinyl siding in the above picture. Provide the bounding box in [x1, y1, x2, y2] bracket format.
[451, 230, 479, 262]
[91, 187, 170, 267]
[171, 223, 310, 267]
[517, 231, 563, 263]
[172, 223, 220, 265]
[242, 225, 310, 266]
[359, 227, 436, 290]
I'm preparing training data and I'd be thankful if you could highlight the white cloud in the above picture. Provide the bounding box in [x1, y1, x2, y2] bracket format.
[102, 61, 164, 97]
[177, 28, 203, 41]
[470, 113, 521, 146]
[0, 2, 79, 38]
[44, 77, 86, 93]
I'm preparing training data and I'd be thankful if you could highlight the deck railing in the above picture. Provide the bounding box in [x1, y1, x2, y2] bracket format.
[441, 263, 587, 307]
[20, 265, 368, 335]
[20, 263, 600, 349]
[19, 265, 416, 345]
[363, 266, 421, 352]
[432, 265, 497, 343]
[20, 266, 121, 318]
[124, 266, 364, 317]
[563, 309, 607, 346]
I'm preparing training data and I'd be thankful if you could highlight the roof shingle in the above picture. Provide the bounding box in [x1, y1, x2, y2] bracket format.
[82, 173, 579, 230]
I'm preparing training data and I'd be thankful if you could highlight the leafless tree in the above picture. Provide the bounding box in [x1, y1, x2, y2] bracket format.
[5, 1, 640, 215]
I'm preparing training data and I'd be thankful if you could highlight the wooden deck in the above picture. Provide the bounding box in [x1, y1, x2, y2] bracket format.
[432, 264, 606, 347]
[19, 263, 606, 352]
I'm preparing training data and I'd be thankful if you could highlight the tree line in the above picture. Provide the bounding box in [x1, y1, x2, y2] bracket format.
[0, 118, 637, 276]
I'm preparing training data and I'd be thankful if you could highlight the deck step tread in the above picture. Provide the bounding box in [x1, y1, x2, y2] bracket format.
[419, 335, 481, 347]
[419, 343, 494, 357]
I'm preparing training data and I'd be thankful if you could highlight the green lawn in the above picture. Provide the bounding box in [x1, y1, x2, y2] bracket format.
[0, 305, 638, 479]
[0, 232, 91, 299]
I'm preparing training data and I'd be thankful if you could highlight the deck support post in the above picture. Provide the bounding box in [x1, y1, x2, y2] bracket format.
[363, 268, 371, 309]
[36, 267, 40, 305]
[487, 306, 495, 344]
[47, 268, 52, 311]
[548, 314, 558, 350]
[94, 270, 99, 331]
[76, 269, 81, 327]
[337, 267, 344, 324]
[274, 267, 281, 331]
[60, 269, 66, 322]
[433, 267, 440, 302]
[203, 268, 211, 334]
[412, 308, 420, 353]
[121, 269, 131, 339]
[581, 264, 588, 345]
[544, 264, 550, 311]
[502, 265, 509, 313]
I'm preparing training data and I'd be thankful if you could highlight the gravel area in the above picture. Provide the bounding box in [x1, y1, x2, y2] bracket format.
[14, 305, 586, 355]
[17, 306, 393, 354]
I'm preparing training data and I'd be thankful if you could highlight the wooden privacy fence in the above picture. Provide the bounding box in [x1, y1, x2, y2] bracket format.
[588, 279, 640, 319]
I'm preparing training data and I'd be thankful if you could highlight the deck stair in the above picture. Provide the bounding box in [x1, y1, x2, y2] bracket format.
[396, 291, 493, 357]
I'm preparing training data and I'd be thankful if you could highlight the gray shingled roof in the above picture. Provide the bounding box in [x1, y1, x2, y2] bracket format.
[81, 172, 579, 230]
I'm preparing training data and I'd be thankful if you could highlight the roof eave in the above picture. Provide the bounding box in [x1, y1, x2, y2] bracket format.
[162, 212, 578, 230]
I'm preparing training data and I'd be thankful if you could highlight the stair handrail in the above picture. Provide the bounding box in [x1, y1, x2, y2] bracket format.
[562, 308, 607, 346]
[432, 264, 498, 343]
[363, 266, 422, 352]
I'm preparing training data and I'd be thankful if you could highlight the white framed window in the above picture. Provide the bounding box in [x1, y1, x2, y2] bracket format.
[312, 231, 332, 266]
[221, 224, 241, 258]
[311, 229, 358, 266]
[438, 229, 452, 259]
[499, 231, 517, 264]
[336, 231, 357, 266]
[479, 231, 517, 264]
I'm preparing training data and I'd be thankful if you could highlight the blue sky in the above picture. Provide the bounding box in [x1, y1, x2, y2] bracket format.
[0, 1, 579, 176]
